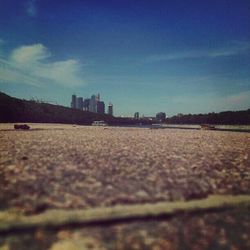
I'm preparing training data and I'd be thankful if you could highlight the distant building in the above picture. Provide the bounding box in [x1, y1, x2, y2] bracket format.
[134, 112, 140, 119]
[108, 103, 113, 116]
[71, 93, 111, 115]
[76, 97, 83, 110]
[71, 94, 77, 109]
[97, 101, 105, 114]
[83, 98, 90, 111]
[89, 95, 97, 113]
[156, 112, 166, 122]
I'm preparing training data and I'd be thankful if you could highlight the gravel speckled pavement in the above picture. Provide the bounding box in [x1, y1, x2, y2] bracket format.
[0, 123, 249, 249]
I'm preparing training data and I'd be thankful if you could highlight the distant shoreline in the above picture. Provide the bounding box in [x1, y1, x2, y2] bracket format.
[1, 91, 250, 126]
[1, 122, 250, 133]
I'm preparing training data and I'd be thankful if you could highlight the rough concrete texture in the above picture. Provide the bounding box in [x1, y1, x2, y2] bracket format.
[0, 123, 249, 249]
[1, 124, 249, 212]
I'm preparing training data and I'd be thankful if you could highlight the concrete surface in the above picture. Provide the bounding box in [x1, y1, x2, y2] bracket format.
[0, 123, 249, 249]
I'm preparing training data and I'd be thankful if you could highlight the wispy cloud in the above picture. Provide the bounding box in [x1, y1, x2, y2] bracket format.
[26, 0, 38, 17]
[170, 90, 250, 113]
[218, 91, 250, 109]
[0, 39, 4, 55]
[0, 43, 85, 87]
[142, 41, 250, 64]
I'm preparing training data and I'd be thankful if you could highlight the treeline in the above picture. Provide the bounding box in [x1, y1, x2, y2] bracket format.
[1, 92, 249, 125]
[166, 110, 250, 125]
[0, 92, 150, 125]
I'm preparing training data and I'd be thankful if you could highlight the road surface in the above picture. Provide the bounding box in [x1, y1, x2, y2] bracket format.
[0, 123, 249, 249]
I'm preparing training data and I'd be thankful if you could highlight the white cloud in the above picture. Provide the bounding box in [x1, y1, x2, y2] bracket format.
[11, 44, 50, 64]
[0, 61, 40, 86]
[143, 41, 250, 64]
[34, 59, 83, 86]
[26, 0, 38, 17]
[0, 43, 85, 87]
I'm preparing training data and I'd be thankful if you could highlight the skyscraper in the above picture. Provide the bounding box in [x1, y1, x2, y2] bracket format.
[76, 97, 83, 110]
[89, 95, 97, 113]
[108, 103, 113, 116]
[83, 98, 90, 111]
[71, 94, 77, 109]
[97, 93, 100, 101]
[97, 101, 105, 114]
[71, 93, 110, 114]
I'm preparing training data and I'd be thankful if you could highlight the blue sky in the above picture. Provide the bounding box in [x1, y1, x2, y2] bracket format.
[0, 0, 250, 116]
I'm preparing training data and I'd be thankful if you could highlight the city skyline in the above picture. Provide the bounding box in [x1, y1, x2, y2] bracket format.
[71, 93, 107, 115]
[0, 1, 250, 116]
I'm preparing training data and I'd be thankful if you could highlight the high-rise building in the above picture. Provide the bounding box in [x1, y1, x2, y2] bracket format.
[83, 98, 90, 111]
[108, 103, 113, 116]
[71, 93, 110, 114]
[97, 101, 105, 114]
[89, 95, 97, 113]
[76, 97, 83, 110]
[134, 112, 140, 119]
[71, 94, 77, 109]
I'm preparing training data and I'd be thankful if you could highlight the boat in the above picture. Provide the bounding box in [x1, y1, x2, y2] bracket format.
[92, 120, 108, 126]
[151, 123, 164, 129]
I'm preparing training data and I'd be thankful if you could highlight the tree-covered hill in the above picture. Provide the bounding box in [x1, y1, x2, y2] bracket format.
[1, 92, 249, 125]
[0, 92, 143, 125]
[165, 110, 250, 125]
